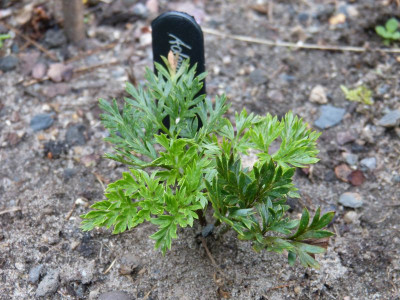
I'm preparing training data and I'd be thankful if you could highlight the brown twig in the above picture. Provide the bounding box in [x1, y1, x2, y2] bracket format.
[266, 281, 295, 292]
[202, 27, 400, 54]
[92, 172, 107, 191]
[1, 22, 58, 61]
[65, 202, 76, 220]
[74, 60, 120, 76]
[0, 206, 22, 215]
[200, 236, 228, 278]
[103, 258, 117, 274]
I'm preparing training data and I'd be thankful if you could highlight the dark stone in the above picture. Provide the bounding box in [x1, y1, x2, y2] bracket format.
[313, 4, 335, 21]
[78, 234, 96, 258]
[324, 170, 336, 182]
[11, 42, 19, 53]
[201, 224, 214, 237]
[38, 246, 49, 253]
[249, 69, 268, 85]
[351, 142, 368, 153]
[314, 105, 346, 129]
[298, 12, 309, 25]
[65, 124, 87, 146]
[63, 168, 77, 181]
[286, 197, 299, 212]
[74, 283, 86, 298]
[43, 140, 68, 159]
[35, 269, 60, 297]
[0, 55, 18, 72]
[137, 291, 145, 298]
[44, 29, 67, 48]
[30, 114, 54, 131]
[98, 291, 131, 300]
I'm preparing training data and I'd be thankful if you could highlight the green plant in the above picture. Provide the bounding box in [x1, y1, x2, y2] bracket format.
[375, 18, 400, 45]
[0, 34, 11, 49]
[81, 58, 334, 269]
[340, 85, 373, 105]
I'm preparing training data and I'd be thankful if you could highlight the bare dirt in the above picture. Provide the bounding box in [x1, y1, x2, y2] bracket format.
[0, 0, 399, 299]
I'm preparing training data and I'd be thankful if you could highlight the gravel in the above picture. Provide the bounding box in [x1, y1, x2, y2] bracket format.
[360, 157, 377, 170]
[28, 264, 44, 284]
[30, 113, 54, 131]
[314, 105, 346, 129]
[35, 269, 60, 297]
[98, 291, 132, 300]
[378, 110, 400, 127]
[339, 192, 364, 208]
[0, 55, 18, 72]
[65, 124, 87, 146]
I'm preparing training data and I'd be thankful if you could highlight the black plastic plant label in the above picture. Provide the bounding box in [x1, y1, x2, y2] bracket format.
[151, 11, 206, 96]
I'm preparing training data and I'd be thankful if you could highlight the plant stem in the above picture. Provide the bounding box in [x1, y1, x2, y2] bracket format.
[197, 209, 207, 226]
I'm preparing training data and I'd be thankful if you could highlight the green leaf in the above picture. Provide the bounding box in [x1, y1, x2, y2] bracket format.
[298, 230, 334, 240]
[314, 211, 335, 230]
[291, 208, 309, 238]
[298, 250, 320, 269]
[376, 25, 389, 38]
[386, 18, 399, 33]
[288, 251, 296, 266]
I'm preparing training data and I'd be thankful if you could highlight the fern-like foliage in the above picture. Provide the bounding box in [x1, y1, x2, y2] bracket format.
[81, 58, 334, 267]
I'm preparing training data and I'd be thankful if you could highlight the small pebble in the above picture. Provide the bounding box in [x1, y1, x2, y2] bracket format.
[11, 43, 19, 53]
[29, 264, 44, 283]
[336, 131, 356, 145]
[376, 84, 390, 96]
[344, 211, 358, 224]
[294, 286, 302, 294]
[334, 164, 352, 182]
[35, 269, 60, 297]
[348, 170, 365, 186]
[75, 198, 89, 207]
[65, 124, 87, 146]
[119, 254, 140, 275]
[132, 3, 149, 18]
[44, 29, 67, 48]
[342, 153, 358, 166]
[249, 69, 267, 85]
[339, 192, 363, 208]
[314, 105, 346, 129]
[30, 114, 54, 131]
[0, 55, 19, 72]
[309, 85, 328, 104]
[98, 291, 131, 300]
[202, 224, 214, 237]
[267, 90, 284, 102]
[378, 110, 400, 128]
[32, 63, 47, 79]
[298, 12, 309, 25]
[360, 157, 376, 170]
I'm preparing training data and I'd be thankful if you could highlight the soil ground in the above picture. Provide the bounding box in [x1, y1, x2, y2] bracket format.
[0, 0, 399, 299]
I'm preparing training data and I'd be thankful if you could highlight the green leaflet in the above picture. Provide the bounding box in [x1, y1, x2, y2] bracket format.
[82, 58, 334, 269]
